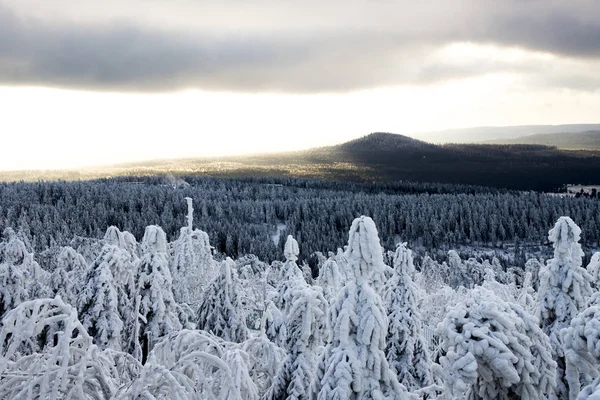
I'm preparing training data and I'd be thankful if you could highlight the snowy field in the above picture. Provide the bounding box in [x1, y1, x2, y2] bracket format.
[0, 178, 600, 398]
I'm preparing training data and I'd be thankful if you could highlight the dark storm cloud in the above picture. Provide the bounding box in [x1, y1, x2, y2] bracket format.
[0, 1, 599, 92]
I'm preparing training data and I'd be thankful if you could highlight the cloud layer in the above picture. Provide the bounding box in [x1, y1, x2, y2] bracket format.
[0, 0, 599, 92]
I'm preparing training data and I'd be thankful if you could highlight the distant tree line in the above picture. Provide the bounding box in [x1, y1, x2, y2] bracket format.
[0, 176, 599, 264]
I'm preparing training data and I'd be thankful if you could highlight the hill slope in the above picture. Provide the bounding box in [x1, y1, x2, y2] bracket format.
[483, 131, 600, 150]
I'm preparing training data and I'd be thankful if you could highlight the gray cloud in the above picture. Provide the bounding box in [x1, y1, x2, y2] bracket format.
[0, 1, 599, 92]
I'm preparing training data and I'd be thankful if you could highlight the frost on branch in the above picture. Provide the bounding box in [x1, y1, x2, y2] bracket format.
[384, 242, 432, 391]
[438, 287, 556, 400]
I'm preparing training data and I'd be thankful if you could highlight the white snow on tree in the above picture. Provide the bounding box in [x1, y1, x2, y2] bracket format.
[0, 297, 122, 399]
[284, 235, 299, 262]
[563, 304, 600, 399]
[264, 283, 327, 400]
[417, 255, 448, 293]
[137, 225, 183, 361]
[481, 267, 519, 305]
[384, 242, 432, 391]
[313, 216, 409, 400]
[57, 245, 90, 285]
[586, 252, 600, 290]
[275, 235, 305, 312]
[525, 257, 544, 291]
[517, 271, 538, 314]
[447, 250, 472, 289]
[197, 257, 248, 343]
[0, 256, 29, 317]
[438, 287, 556, 399]
[3, 236, 51, 302]
[242, 336, 286, 395]
[263, 299, 288, 348]
[145, 329, 256, 399]
[577, 377, 600, 400]
[78, 245, 126, 350]
[317, 252, 345, 301]
[537, 217, 593, 398]
[104, 225, 126, 248]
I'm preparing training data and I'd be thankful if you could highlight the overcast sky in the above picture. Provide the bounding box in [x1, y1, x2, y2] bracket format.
[1, 0, 599, 170]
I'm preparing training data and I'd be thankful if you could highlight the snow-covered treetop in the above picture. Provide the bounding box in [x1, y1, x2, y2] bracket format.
[393, 242, 414, 275]
[587, 252, 600, 288]
[104, 226, 125, 248]
[2, 227, 16, 242]
[3, 237, 28, 265]
[284, 235, 299, 262]
[549, 216, 583, 260]
[185, 197, 194, 230]
[122, 231, 138, 255]
[345, 215, 386, 283]
[141, 225, 168, 254]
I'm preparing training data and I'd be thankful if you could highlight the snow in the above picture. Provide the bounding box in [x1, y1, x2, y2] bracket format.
[272, 223, 287, 246]
[0, 210, 597, 399]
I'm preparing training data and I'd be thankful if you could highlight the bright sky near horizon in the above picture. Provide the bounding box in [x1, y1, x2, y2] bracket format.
[0, 0, 599, 171]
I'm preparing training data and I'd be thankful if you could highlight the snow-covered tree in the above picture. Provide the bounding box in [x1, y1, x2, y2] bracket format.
[384, 242, 431, 391]
[264, 283, 327, 400]
[146, 329, 254, 399]
[448, 250, 472, 289]
[438, 287, 556, 399]
[137, 225, 182, 361]
[563, 304, 600, 399]
[57, 245, 90, 282]
[0, 258, 29, 317]
[586, 252, 600, 290]
[313, 216, 408, 399]
[537, 217, 593, 398]
[78, 245, 126, 350]
[418, 255, 448, 293]
[275, 236, 305, 312]
[525, 257, 544, 291]
[197, 257, 248, 343]
[317, 253, 344, 301]
[0, 297, 122, 399]
[104, 225, 126, 248]
[2, 237, 51, 302]
[517, 271, 538, 314]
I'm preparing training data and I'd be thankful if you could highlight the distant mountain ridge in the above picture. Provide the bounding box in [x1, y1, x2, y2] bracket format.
[411, 124, 600, 143]
[482, 131, 600, 150]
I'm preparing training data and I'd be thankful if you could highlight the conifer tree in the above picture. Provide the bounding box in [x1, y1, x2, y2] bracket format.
[439, 287, 556, 399]
[313, 216, 408, 399]
[197, 258, 248, 343]
[537, 217, 593, 398]
[384, 242, 431, 391]
[78, 245, 125, 350]
[137, 225, 183, 361]
[264, 283, 327, 400]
